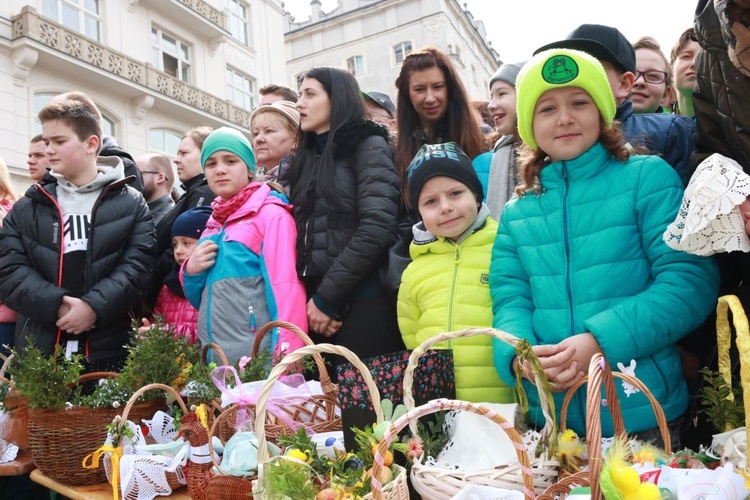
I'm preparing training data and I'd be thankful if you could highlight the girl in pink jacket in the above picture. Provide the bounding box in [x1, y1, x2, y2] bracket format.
[182, 127, 307, 364]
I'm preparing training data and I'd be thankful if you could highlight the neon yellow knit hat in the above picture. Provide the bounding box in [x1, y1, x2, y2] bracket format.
[516, 48, 616, 151]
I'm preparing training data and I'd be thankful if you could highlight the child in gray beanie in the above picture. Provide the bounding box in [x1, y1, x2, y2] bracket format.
[483, 61, 526, 221]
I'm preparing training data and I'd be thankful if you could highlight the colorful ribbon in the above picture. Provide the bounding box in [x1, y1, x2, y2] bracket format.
[83, 444, 123, 500]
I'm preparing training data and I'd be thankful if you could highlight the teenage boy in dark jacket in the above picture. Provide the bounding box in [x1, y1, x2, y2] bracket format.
[0, 100, 157, 372]
[537, 24, 696, 185]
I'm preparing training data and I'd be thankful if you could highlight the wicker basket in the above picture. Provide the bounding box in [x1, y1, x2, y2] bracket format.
[402, 327, 560, 497]
[207, 320, 341, 443]
[117, 383, 189, 495]
[251, 343, 409, 499]
[536, 353, 671, 500]
[27, 371, 166, 485]
[372, 398, 535, 500]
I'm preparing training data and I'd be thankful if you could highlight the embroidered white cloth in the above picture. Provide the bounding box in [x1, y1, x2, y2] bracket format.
[664, 153, 750, 256]
[427, 403, 522, 472]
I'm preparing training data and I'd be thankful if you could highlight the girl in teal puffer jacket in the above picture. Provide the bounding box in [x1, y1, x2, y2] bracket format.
[490, 48, 719, 447]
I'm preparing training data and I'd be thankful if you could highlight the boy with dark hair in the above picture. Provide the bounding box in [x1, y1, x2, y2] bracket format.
[0, 100, 157, 372]
[536, 24, 696, 185]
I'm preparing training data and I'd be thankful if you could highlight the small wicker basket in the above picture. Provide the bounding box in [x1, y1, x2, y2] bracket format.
[203, 320, 341, 443]
[536, 353, 671, 500]
[251, 343, 409, 500]
[111, 383, 190, 497]
[402, 327, 560, 497]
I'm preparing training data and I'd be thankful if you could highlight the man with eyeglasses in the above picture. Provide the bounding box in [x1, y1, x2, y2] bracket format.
[135, 153, 175, 225]
[536, 24, 695, 185]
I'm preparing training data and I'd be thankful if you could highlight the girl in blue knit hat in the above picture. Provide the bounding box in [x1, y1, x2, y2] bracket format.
[181, 127, 308, 364]
[490, 48, 719, 448]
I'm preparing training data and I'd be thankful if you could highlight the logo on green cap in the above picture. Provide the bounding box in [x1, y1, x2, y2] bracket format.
[542, 55, 579, 85]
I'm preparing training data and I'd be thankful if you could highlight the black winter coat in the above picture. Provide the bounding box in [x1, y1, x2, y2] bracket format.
[691, 0, 750, 173]
[0, 177, 157, 361]
[293, 120, 400, 312]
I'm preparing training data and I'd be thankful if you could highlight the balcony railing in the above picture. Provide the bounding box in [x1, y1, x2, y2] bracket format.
[12, 6, 251, 130]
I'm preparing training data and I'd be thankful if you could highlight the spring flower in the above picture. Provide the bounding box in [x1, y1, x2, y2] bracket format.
[238, 356, 251, 372]
[407, 438, 423, 459]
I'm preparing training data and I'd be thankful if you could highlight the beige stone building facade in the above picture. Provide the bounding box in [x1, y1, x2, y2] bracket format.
[284, 0, 500, 103]
[1, 0, 287, 192]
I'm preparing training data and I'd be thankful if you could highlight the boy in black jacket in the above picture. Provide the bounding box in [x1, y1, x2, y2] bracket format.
[0, 100, 156, 372]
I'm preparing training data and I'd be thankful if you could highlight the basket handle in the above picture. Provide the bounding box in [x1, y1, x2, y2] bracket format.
[402, 327, 557, 439]
[371, 398, 535, 500]
[716, 295, 750, 434]
[255, 343, 383, 463]
[583, 354, 670, 500]
[251, 320, 337, 397]
[118, 383, 189, 430]
[201, 342, 229, 366]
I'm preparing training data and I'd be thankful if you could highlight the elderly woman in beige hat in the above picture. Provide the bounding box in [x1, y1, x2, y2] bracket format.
[250, 100, 300, 191]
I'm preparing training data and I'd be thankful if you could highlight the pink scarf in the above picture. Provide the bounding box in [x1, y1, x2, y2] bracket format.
[210, 183, 257, 224]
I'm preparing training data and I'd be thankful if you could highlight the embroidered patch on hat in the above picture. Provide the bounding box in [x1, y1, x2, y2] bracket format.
[542, 55, 579, 85]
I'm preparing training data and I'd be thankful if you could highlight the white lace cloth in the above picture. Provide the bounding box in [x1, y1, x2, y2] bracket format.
[0, 412, 18, 463]
[103, 411, 188, 500]
[664, 153, 750, 256]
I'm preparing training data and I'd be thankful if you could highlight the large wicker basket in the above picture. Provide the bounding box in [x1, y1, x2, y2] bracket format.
[27, 372, 167, 485]
[204, 320, 341, 443]
[536, 353, 671, 500]
[251, 343, 409, 500]
[372, 398, 536, 500]
[402, 327, 560, 497]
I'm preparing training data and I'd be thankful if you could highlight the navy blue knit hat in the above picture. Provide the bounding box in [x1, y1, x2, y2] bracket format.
[406, 142, 483, 206]
[171, 206, 213, 239]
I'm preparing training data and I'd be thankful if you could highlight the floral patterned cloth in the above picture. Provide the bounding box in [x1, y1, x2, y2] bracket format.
[336, 349, 455, 411]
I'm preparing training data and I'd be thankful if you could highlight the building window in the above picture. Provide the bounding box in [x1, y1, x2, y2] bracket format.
[226, 0, 249, 46]
[33, 92, 116, 139]
[148, 128, 182, 156]
[226, 68, 255, 111]
[346, 55, 365, 76]
[42, 0, 101, 41]
[151, 27, 191, 83]
[393, 41, 413, 65]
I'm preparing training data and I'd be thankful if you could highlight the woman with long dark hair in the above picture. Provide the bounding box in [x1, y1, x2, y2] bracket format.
[290, 66, 404, 363]
[394, 47, 487, 206]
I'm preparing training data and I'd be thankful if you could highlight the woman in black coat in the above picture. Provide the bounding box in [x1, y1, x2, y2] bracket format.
[290, 66, 404, 364]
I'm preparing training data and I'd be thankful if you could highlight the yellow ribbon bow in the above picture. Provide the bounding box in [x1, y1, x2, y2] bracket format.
[83, 444, 123, 500]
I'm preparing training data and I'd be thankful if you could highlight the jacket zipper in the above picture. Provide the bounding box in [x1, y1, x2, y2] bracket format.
[561, 163, 575, 336]
[36, 186, 66, 347]
[302, 219, 310, 276]
[447, 243, 461, 348]
[562, 164, 586, 420]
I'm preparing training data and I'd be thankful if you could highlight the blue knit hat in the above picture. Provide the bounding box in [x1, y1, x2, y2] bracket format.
[171, 206, 213, 239]
[200, 127, 256, 173]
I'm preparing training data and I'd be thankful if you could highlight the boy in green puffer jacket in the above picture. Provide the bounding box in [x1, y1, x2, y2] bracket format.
[397, 142, 516, 404]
